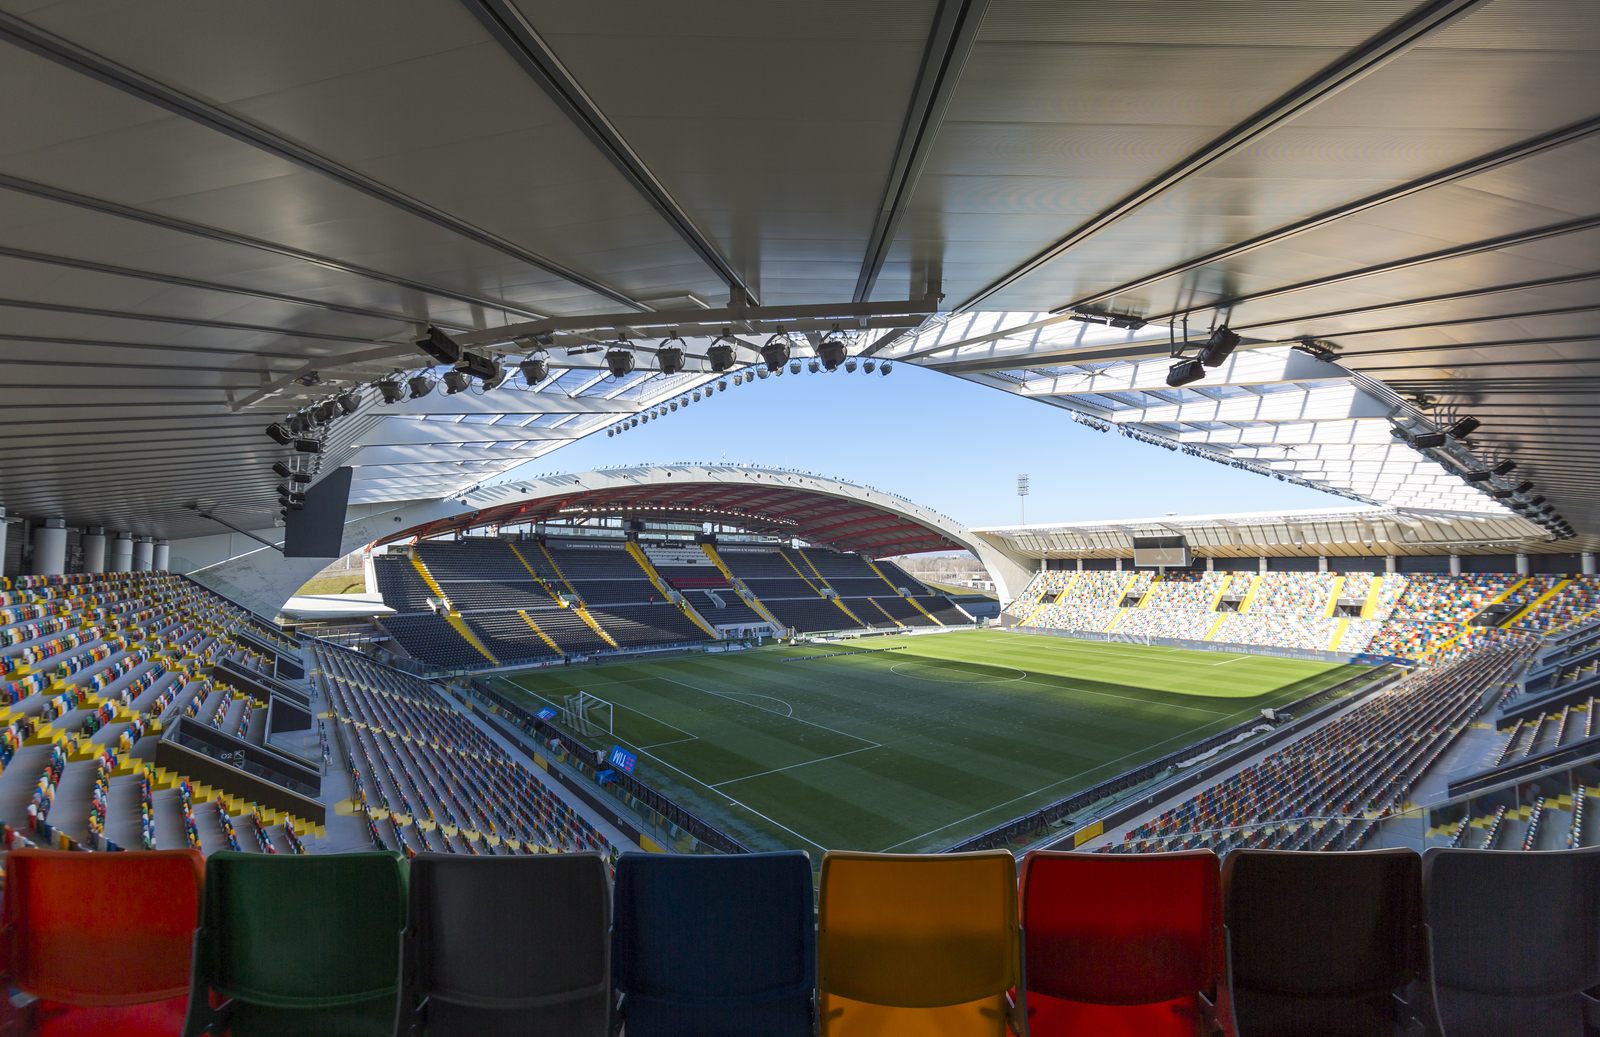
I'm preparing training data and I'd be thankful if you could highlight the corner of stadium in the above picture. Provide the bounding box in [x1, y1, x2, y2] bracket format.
[1, 1, 1596, 1031]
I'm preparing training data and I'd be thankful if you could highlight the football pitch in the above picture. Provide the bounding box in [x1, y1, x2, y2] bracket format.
[497, 630, 1368, 854]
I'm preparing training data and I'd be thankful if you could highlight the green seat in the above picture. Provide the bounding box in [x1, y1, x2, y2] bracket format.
[182, 851, 406, 1037]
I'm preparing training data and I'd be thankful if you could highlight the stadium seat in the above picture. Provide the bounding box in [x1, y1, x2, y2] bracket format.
[1222, 848, 1424, 1036]
[1019, 849, 1222, 1036]
[1, 848, 203, 1036]
[182, 851, 406, 1037]
[1422, 847, 1600, 1036]
[612, 850, 814, 1037]
[817, 850, 1021, 1035]
[405, 852, 610, 1036]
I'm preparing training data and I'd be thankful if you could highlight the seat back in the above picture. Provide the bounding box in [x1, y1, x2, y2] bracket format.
[612, 851, 813, 1037]
[1424, 846, 1600, 1037]
[197, 850, 405, 1028]
[408, 852, 609, 1036]
[2, 848, 203, 1006]
[1021, 849, 1220, 1034]
[818, 850, 1018, 1035]
[1223, 848, 1422, 1036]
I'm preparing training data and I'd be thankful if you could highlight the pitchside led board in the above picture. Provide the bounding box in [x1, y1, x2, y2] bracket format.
[607, 746, 638, 775]
[1132, 534, 1192, 568]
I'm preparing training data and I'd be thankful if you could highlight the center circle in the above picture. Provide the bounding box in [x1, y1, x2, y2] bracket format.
[889, 662, 1028, 685]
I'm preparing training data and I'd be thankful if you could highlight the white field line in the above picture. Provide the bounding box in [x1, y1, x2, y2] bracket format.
[878, 700, 1270, 853]
[711, 743, 883, 788]
[656, 675, 879, 747]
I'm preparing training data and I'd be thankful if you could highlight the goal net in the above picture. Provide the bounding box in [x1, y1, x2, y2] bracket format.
[562, 691, 614, 738]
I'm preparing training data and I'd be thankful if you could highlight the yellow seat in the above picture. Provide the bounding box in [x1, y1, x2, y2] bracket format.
[818, 850, 1022, 1036]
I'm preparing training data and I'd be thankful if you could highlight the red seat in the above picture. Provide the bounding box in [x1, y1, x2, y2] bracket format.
[1017, 850, 1223, 1036]
[2, 848, 203, 1036]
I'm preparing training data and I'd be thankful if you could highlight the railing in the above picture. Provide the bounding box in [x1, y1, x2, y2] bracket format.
[460, 678, 749, 855]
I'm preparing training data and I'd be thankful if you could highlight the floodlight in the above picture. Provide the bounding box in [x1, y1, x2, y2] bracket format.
[807, 359, 820, 374]
[1411, 431, 1447, 449]
[521, 354, 549, 384]
[1199, 326, 1241, 368]
[881, 362, 893, 376]
[407, 374, 437, 399]
[293, 438, 322, 454]
[377, 378, 406, 404]
[817, 331, 849, 371]
[337, 390, 361, 415]
[1448, 416, 1481, 440]
[707, 335, 737, 373]
[459, 351, 500, 382]
[605, 346, 636, 378]
[1492, 460, 1517, 476]
[1513, 481, 1534, 495]
[1167, 358, 1207, 388]
[761, 333, 791, 373]
[442, 370, 471, 395]
[657, 336, 686, 376]
[416, 325, 463, 365]
[265, 423, 294, 445]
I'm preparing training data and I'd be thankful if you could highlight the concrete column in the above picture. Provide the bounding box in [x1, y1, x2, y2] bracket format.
[109, 534, 134, 572]
[1516, 553, 1531, 575]
[1259, 557, 1269, 574]
[152, 541, 170, 571]
[1115, 557, 1123, 571]
[1449, 555, 1462, 576]
[1386, 555, 1398, 574]
[31, 518, 68, 576]
[81, 528, 107, 573]
[1205, 556, 1215, 572]
[1584, 553, 1596, 576]
[132, 537, 154, 572]
[0, 507, 7, 578]
[1318, 556, 1329, 573]
[1075, 557, 1084, 571]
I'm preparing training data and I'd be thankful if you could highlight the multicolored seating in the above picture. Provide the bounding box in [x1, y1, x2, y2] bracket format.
[0, 846, 1588, 1036]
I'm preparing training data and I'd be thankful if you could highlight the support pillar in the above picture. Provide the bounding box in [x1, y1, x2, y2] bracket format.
[1318, 556, 1329, 573]
[1205, 556, 1215, 572]
[132, 537, 154, 572]
[1449, 555, 1462, 576]
[109, 534, 134, 572]
[153, 541, 170, 571]
[0, 507, 7, 578]
[1584, 553, 1596, 576]
[31, 518, 68, 576]
[1385, 555, 1397, 574]
[1259, 557, 1268, 574]
[1516, 553, 1530, 575]
[81, 528, 107, 573]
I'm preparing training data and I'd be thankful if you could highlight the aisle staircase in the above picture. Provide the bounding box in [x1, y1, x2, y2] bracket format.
[516, 611, 563, 656]
[507, 543, 565, 604]
[624, 541, 718, 638]
[790, 548, 865, 627]
[1324, 575, 1346, 618]
[1507, 578, 1571, 627]
[700, 544, 784, 627]
[410, 554, 497, 665]
[574, 607, 618, 649]
[1238, 575, 1264, 613]
[1361, 576, 1386, 619]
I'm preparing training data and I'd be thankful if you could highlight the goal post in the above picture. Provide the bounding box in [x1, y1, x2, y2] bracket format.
[562, 691, 614, 738]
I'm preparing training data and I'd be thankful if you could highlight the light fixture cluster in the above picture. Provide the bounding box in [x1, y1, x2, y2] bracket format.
[1166, 326, 1241, 388]
[602, 340, 890, 438]
[1392, 415, 1572, 538]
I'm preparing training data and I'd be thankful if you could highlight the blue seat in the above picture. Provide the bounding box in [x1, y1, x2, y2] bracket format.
[612, 851, 814, 1037]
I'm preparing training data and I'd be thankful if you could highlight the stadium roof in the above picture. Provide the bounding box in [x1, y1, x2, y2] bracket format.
[382, 463, 974, 558]
[0, 1, 1594, 546]
[976, 505, 1594, 559]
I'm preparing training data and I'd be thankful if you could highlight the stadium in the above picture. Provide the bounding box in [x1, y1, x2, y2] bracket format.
[0, 0, 1595, 1033]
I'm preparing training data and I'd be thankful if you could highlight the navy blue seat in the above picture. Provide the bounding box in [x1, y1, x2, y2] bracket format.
[612, 851, 814, 1036]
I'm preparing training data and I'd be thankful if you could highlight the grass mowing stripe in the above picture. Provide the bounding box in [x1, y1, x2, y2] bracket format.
[499, 630, 1366, 853]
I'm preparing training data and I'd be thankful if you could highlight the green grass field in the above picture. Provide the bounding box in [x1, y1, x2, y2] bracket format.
[498, 630, 1367, 853]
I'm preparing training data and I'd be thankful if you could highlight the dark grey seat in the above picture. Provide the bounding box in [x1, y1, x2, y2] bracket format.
[1222, 848, 1424, 1036]
[1423, 846, 1600, 1037]
[405, 852, 610, 1036]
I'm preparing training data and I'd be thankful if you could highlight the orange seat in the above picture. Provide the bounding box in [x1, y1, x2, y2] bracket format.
[818, 850, 1020, 1035]
[2, 848, 204, 1037]
[1019, 850, 1223, 1036]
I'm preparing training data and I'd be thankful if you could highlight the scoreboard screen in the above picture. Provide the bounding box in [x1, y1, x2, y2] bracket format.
[1132, 535, 1191, 568]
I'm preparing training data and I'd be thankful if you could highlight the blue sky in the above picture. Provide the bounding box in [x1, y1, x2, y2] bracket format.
[518, 362, 1340, 529]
